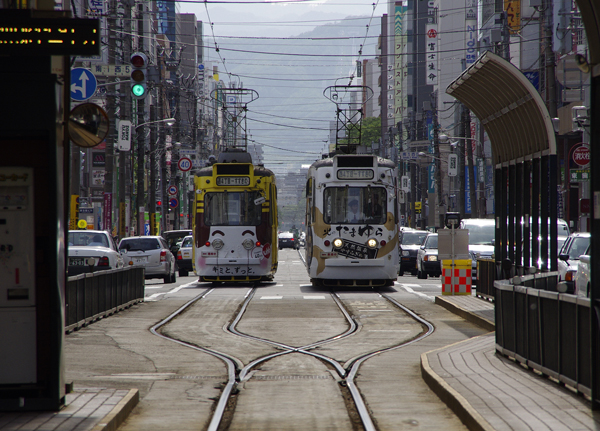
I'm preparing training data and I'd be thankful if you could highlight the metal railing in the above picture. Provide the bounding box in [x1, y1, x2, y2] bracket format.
[65, 267, 145, 332]
[495, 274, 596, 399]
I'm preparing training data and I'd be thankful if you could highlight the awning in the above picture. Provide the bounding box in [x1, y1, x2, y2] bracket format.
[446, 51, 556, 165]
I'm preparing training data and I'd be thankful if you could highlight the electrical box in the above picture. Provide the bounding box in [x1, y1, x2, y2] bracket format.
[0, 167, 37, 384]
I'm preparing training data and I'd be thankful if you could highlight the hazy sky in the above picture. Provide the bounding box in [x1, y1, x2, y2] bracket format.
[177, 0, 388, 173]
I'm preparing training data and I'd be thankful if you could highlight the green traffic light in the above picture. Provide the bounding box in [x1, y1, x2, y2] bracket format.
[132, 83, 145, 97]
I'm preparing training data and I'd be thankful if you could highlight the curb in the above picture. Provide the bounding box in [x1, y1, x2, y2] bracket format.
[420, 341, 495, 431]
[91, 389, 139, 431]
[434, 296, 495, 332]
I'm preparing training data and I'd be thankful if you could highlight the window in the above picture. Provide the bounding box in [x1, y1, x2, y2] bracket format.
[323, 187, 386, 224]
[68, 231, 109, 248]
[120, 238, 161, 251]
[204, 191, 263, 226]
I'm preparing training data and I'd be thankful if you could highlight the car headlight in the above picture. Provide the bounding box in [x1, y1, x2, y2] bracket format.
[212, 238, 224, 250]
[402, 250, 410, 257]
[367, 238, 378, 248]
[242, 239, 254, 250]
[333, 238, 343, 248]
[425, 255, 437, 262]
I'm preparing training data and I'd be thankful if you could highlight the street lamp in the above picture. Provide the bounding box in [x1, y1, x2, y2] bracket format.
[135, 117, 176, 130]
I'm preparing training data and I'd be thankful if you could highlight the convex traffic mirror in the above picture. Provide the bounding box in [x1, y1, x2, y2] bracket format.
[68, 103, 109, 148]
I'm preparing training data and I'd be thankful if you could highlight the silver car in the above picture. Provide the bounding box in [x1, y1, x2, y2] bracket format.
[119, 236, 176, 283]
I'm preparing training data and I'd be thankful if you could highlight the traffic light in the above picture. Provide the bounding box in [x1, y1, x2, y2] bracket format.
[156, 200, 162, 212]
[130, 52, 148, 99]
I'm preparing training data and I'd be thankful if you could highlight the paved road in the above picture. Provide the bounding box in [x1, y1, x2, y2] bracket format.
[62, 249, 488, 430]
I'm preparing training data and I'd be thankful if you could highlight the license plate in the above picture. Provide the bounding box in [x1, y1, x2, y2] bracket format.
[334, 239, 378, 259]
[133, 256, 147, 264]
[70, 258, 86, 266]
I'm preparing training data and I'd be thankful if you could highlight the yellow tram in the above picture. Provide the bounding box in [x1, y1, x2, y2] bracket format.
[193, 150, 278, 283]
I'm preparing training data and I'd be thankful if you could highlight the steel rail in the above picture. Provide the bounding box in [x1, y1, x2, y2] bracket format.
[149, 288, 241, 431]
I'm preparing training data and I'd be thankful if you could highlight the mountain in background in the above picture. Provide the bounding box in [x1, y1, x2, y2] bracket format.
[211, 16, 381, 173]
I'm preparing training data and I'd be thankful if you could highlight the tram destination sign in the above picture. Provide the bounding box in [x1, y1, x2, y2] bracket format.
[337, 169, 374, 180]
[216, 176, 250, 186]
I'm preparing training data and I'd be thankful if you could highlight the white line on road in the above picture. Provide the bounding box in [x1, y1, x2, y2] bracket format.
[396, 282, 435, 302]
[303, 296, 325, 299]
[260, 296, 283, 300]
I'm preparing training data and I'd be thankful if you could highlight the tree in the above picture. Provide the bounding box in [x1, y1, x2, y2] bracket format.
[340, 116, 381, 146]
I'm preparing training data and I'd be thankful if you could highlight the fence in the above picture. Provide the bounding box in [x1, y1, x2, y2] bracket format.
[495, 274, 596, 399]
[65, 267, 145, 332]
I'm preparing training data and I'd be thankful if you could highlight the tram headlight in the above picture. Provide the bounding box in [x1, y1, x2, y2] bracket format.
[242, 239, 254, 250]
[367, 238, 378, 249]
[212, 238, 224, 250]
[332, 238, 343, 248]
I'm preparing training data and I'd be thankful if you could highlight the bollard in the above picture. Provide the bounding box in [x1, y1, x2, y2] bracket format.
[441, 259, 472, 295]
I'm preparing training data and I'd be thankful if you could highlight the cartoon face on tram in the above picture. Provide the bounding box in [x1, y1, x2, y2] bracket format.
[305, 155, 399, 287]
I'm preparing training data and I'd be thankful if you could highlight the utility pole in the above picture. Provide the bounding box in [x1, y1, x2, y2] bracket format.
[135, 2, 145, 236]
[433, 97, 443, 228]
[118, 0, 132, 239]
[103, 0, 117, 234]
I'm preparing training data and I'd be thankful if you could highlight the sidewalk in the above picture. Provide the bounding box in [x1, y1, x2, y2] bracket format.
[425, 293, 600, 431]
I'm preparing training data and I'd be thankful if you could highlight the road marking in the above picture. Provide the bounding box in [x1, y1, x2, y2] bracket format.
[145, 281, 198, 301]
[303, 295, 325, 299]
[396, 282, 435, 302]
[368, 329, 411, 332]
[358, 309, 392, 312]
[145, 293, 164, 301]
[260, 296, 283, 300]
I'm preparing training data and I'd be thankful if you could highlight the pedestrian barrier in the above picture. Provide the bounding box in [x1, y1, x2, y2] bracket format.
[441, 259, 472, 295]
[65, 267, 145, 332]
[495, 273, 597, 404]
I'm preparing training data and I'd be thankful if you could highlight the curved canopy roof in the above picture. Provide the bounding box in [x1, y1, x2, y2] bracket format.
[446, 51, 556, 165]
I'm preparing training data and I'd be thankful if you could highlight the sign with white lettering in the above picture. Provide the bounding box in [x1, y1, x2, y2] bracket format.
[118, 120, 131, 151]
[336, 169, 374, 180]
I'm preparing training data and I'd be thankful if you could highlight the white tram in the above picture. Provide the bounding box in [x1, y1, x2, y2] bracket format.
[305, 154, 399, 287]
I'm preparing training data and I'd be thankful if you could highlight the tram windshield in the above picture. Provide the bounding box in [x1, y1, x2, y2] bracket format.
[204, 191, 263, 226]
[323, 187, 386, 224]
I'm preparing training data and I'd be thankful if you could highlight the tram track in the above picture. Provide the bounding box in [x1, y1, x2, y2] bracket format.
[149, 276, 435, 431]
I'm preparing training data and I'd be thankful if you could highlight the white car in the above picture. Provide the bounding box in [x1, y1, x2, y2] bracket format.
[68, 230, 124, 276]
[459, 218, 495, 284]
[119, 236, 176, 283]
[416, 233, 441, 279]
[574, 245, 591, 298]
[177, 235, 194, 277]
[557, 232, 590, 294]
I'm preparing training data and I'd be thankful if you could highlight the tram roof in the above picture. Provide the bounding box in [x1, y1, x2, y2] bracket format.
[195, 163, 274, 178]
[310, 155, 396, 170]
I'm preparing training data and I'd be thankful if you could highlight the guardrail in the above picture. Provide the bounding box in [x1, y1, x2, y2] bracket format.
[476, 259, 496, 300]
[495, 273, 596, 398]
[65, 267, 145, 333]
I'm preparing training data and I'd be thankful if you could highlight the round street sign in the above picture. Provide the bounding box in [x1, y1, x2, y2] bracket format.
[70, 68, 98, 101]
[169, 198, 179, 209]
[178, 157, 192, 172]
[168, 185, 178, 196]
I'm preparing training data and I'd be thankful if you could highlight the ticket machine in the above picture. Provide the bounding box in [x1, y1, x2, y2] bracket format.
[0, 167, 37, 386]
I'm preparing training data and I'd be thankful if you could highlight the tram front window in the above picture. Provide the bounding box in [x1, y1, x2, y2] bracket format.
[204, 191, 263, 226]
[323, 187, 386, 224]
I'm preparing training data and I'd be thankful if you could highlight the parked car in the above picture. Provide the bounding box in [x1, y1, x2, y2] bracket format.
[278, 231, 298, 249]
[119, 236, 176, 283]
[574, 245, 591, 298]
[557, 232, 590, 293]
[398, 229, 428, 276]
[68, 230, 124, 276]
[177, 235, 194, 277]
[417, 233, 441, 279]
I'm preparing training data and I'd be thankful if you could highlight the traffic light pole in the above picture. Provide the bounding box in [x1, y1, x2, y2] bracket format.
[136, 98, 145, 236]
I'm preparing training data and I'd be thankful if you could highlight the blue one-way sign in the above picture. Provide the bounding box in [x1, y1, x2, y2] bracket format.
[71, 68, 97, 101]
